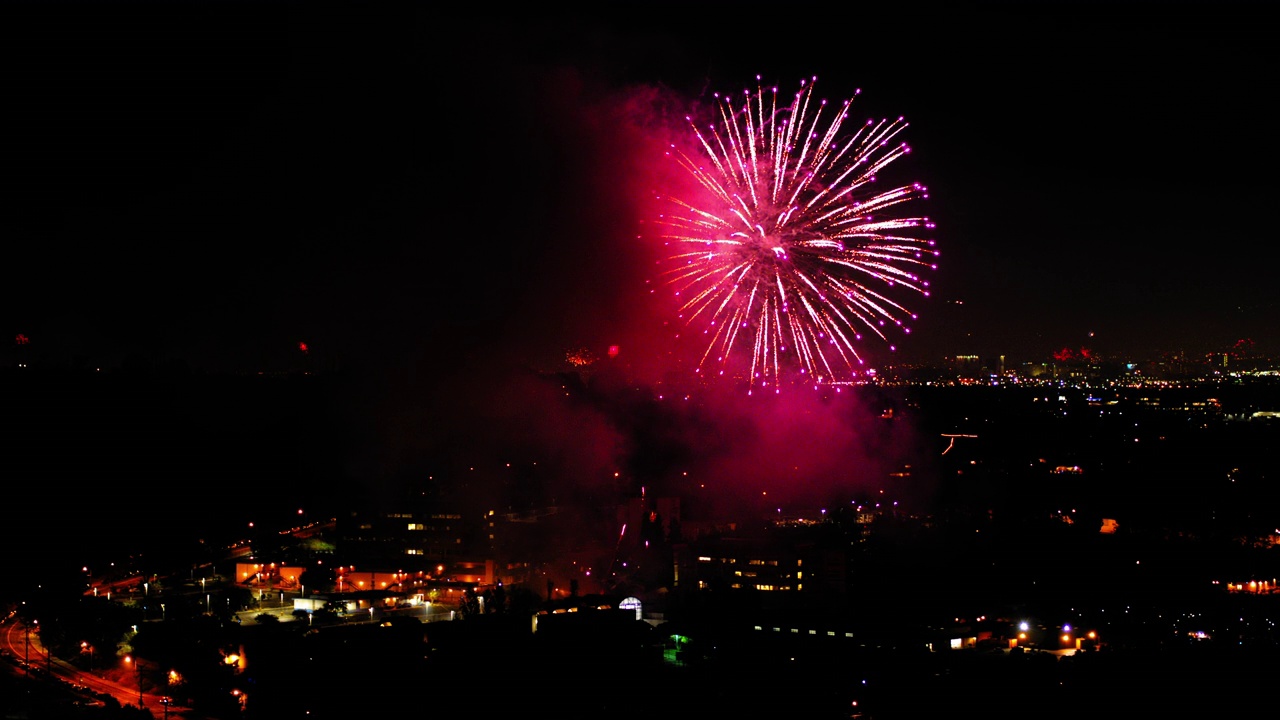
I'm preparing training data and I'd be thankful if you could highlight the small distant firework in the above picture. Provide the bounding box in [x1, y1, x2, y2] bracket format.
[654, 76, 938, 391]
[566, 346, 597, 367]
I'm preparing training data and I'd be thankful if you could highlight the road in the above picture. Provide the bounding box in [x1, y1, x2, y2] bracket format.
[2, 618, 200, 718]
[4, 589, 455, 717]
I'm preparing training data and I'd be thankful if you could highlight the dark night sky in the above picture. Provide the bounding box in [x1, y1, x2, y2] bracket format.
[3, 1, 1279, 582]
[5, 1, 1279, 373]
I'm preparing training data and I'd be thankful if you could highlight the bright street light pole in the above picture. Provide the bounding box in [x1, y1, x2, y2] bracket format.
[126, 656, 143, 707]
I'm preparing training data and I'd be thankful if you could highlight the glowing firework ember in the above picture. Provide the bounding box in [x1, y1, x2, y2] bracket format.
[655, 76, 938, 391]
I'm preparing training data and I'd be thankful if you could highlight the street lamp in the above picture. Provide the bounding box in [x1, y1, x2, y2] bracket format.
[25, 621, 33, 678]
[125, 655, 143, 707]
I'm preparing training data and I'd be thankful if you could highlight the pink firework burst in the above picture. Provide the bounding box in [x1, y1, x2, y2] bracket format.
[655, 76, 938, 392]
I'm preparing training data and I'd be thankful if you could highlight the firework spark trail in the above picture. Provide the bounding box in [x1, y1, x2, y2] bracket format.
[655, 76, 938, 392]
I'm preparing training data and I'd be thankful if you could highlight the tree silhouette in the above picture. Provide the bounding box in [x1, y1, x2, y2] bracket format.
[297, 565, 335, 594]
